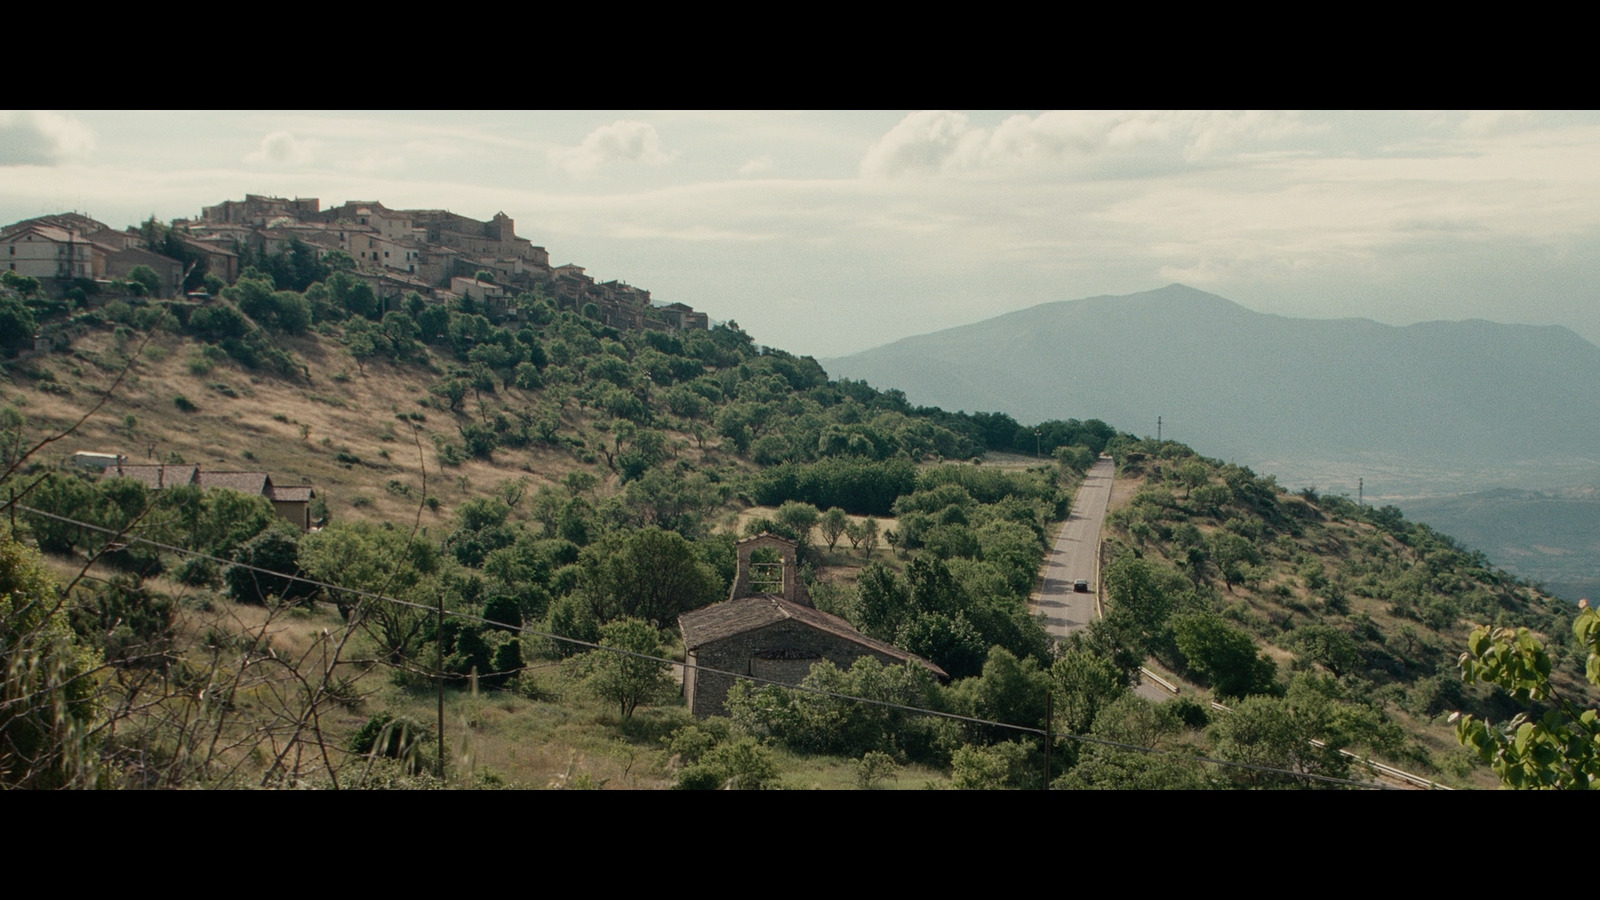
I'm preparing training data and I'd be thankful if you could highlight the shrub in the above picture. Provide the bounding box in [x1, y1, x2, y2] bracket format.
[225, 527, 312, 606]
[349, 713, 431, 774]
[173, 395, 198, 413]
[856, 751, 900, 789]
[675, 737, 779, 790]
[1, 533, 101, 787]
[950, 740, 1038, 790]
[175, 556, 218, 587]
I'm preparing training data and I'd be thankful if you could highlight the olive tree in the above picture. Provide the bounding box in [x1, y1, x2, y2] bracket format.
[586, 618, 671, 718]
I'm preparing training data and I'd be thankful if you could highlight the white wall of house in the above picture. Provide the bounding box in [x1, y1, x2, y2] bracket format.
[5, 228, 93, 280]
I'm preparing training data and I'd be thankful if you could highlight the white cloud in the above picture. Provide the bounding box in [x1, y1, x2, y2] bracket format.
[549, 120, 673, 176]
[738, 155, 774, 176]
[861, 110, 1319, 178]
[1457, 109, 1535, 138]
[859, 110, 981, 178]
[337, 154, 406, 175]
[243, 131, 315, 167]
[0, 110, 96, 165]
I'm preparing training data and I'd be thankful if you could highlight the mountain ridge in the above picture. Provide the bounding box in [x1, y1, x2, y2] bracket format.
[823, 284, 1600, 493]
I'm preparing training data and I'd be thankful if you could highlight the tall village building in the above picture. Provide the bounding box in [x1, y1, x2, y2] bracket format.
[3, 194, 710, 334]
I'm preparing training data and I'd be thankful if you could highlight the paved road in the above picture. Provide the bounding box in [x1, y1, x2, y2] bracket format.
[1033, 457, 1115, 641]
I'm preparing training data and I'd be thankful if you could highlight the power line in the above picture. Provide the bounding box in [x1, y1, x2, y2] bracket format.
[6, 501, 1397, 788]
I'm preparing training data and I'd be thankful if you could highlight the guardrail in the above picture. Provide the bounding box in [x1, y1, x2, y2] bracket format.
[1094, 538, 1104, 620]
[1138, 667, 1178, 694]
[1206, 700, 1449, 789]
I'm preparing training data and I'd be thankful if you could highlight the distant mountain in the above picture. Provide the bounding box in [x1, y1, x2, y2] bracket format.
[823, 284, 1600, 493]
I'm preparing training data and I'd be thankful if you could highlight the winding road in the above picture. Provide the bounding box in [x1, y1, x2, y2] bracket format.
[1033, 457, 1115, 641]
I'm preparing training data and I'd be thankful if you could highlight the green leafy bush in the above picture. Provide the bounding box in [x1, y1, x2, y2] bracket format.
[349, 713, 431, 774]
[674, 737, 780, 790]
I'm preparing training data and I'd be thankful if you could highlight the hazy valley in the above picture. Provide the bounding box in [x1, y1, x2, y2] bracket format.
[825, 283, 1600, 604]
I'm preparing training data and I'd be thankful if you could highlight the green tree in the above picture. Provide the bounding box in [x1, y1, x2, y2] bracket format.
[577, 527, 720, 626]
[1209, 531, 1259, 592]
[24, 472, 98, 554]
[431, 377, 468, 413]
[299, 522, 441, 646]
[126, 264, 162, 297]
[773, 500, 820, 548]
[950, 740, 1038, 790]
[725, 657, 948, 762]
[0, 531, 102, 787]
[1453, 607, 1600, 789]
[1293, 624, 1361, 679]
[586, 618, 671, 718]
[819, 507, 850, 551]
[1102, 554, 1179, 653]
[1177, 461, 1209, 499]
[1209, 674, 1398, 789]
[1, 269, 42, 297]
[0, 295, 36, 357]
[676, 737, 780, 790]
[1051, 644, 1129, 737]
[226, 526, 313, 606]
[853, 562, 910, 640]
[950, 646, 1050, 742]
[1058, 693, 1210, 790]
[1172, 611, 1277, 699]
[860, 516, 880, 558]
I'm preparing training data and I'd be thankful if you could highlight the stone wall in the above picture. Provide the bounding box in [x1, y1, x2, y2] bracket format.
[686, 619, 907, 717]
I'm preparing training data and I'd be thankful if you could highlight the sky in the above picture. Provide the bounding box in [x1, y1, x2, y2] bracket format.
[5, 109, 1600, 359]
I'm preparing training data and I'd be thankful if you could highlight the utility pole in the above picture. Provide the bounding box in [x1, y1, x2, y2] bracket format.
[437, 591, 445, 779]
[1044, 691, 1053, 790]
[1358, 478, 1363, 508]
[1157, 416, 1162, 443]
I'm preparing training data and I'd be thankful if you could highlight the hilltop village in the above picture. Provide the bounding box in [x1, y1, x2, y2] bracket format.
[1, 194, 710, 334]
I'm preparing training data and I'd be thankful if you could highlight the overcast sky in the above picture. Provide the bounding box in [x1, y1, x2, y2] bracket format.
[5, 110, 1599, 359]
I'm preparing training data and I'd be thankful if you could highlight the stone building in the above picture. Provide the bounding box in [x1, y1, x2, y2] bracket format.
[102, 463, 316, 531]
[678, 533, 945, 717]
[176, 193, 710, 332]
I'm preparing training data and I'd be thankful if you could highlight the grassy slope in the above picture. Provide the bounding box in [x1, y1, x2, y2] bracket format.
[6, 326, 922, 789]
[12, 327, 650, 526]
[13, 324, 1588, 789]
[1101, 449, 1596, 788]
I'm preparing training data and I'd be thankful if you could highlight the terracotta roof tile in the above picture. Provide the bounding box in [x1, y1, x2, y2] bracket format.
[103, 464, 198, 489]
[195, 471, 269, 495]
[679, 595, 946, 678]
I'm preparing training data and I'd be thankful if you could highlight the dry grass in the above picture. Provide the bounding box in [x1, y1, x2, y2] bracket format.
[1, 329, 728, 532]
[1098, 468, 1531, 788]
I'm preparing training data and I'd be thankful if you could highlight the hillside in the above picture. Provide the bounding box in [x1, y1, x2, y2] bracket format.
[3, 259, 1590, 789]
[821, 283, 1600, 495]
[0, 268, 1093, 789]
[1090, 439, 1595, 787]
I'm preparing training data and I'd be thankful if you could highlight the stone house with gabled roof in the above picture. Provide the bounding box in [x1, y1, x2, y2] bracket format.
[102, 463, 316, 531]
[678, 533, 946, 717]
[102, 245, 184, 296]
